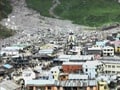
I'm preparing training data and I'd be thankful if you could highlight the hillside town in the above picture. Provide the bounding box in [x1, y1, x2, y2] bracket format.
[0, 29, 120, 90]
[1, 0, 120, 90]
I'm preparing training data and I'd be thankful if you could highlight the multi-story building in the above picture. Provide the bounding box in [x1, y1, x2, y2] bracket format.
[87, 46, 102, 56]
[83, 61, 104, 79]
[26, 79, 98, 90]
[102, 60, 120, 75]
[102, 46, 114, 56]
[62, 62, 83, 73]
[50, 66, 60, 80]
[26, 79, 110, 90]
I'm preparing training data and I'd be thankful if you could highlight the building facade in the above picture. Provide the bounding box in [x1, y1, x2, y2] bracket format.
[83, 61, 103, 79]
[103, 61, 120, 75]
[62, 62, 83, 73]
[102, 46, 114, 57]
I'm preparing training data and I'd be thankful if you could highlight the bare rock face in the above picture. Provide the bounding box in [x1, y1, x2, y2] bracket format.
[118, 0, 120, 3]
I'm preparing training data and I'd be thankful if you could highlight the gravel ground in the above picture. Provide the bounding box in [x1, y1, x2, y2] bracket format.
[0, 0, 120, 49]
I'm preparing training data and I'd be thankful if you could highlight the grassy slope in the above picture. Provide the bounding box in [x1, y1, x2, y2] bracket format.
[0, 0, 12, 20]
[26, 0, 52, 17]
[0, 24, 15, 38]
[0, 0, 14, 39]
[54, 0, 120, 27]
[26, 0, 120, 27]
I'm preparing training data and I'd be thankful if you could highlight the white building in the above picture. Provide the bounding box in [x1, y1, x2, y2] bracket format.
[0, 46, 21, 56]
[102, 46, 114, 56]
[68, 74, 88, 80]
[102, 60, 120, 75]
[50, 66, 61, 80]
[83, 61, 103, 79]
[13, 68, 36, 86]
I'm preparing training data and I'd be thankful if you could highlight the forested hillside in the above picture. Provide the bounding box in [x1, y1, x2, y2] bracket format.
[0, 0, 14, 39]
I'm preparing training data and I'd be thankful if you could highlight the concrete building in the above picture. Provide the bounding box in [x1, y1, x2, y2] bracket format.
[0, 46, 20, 56]
[0, 80, 21, 90]
[26, 79, 98, 90]
[62, 62, 83, 73]
[102, 46, 114, 56]
[108, 40, 120, 54]
[53, 55, 94, 65]
[97, 81, 109, 90]
[59, 73, 69, 81]
[0, 44, 31, 56]
[96, 40, 109, 47]
[102, 60, 120, 75]
[13, 68, 36, 86]
[87, 46, 102, 56]
[68, 74, 88, 80]
[50, 66, 60, 80]
[83, 61, 103, 79]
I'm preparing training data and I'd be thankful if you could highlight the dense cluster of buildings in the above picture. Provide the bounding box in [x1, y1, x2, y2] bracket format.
[0, 31, 120, 90]
[0, 0, 120, 89]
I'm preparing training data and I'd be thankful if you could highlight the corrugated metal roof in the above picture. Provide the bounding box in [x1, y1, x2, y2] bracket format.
[83, 61, 102, 68]
[68, 74, 88, 80]
[63, 62, 83, 65]
[0, 80, 20, 90]
[99, 56, 120, 60]
[39, 49, 54, 54]
[102, 60, 120, 64]
[56, 55, 94, 62]
[55, 80, 97, 87]
[70, 55, 94, 60]
[26, 80, 97, 87]
[26, 80, 55, 86]
[88, 47, 102, 50]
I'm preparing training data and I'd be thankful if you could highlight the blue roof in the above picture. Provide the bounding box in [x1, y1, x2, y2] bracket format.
[26, 80, 55, 86]
[3, 64, 13, 69]
[96, 40, 108, 47]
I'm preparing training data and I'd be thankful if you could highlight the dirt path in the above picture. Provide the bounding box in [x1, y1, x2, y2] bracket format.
[49, 0, 60, 18]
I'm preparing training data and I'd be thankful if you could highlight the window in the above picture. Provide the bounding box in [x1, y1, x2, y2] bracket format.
[103, 53, 106, 55]
[53, 75, 54, 79]
[95, 68, 97, 72]
[108, 71, 111, 73]
[112, 65, 115, 68]
[117, 66, 120, 68]
[36, 87, 44, 90]
[86, 69, 88, 72]
[63, 76, 66, 78]
[110, 53, 112, 55]
[112, 71, 115, 73]
[105, 71, 108, 73]
[108, 65, 111, 68]
[104, 49, 106, 51]
[104, 85, 107, 89]
[48, 87, 51, 90]
[117, 71, 120, 74]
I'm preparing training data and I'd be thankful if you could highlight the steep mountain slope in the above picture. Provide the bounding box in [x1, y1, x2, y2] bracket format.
[26, 0, 120, 27]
